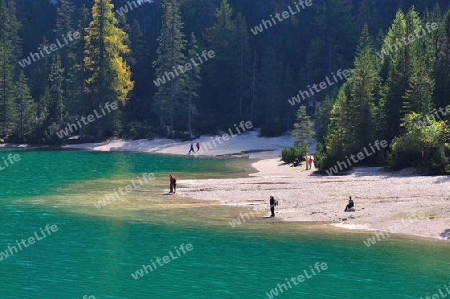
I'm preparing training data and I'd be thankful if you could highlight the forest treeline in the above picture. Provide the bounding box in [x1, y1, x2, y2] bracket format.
[312, 6, 450, 174]
[0, 0, 449, 172]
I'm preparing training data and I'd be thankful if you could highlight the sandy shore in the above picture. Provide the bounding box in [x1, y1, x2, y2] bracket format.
[178, 158, 450, 240]
[65, 132, 450, 240]
[67, 130, 297, 159]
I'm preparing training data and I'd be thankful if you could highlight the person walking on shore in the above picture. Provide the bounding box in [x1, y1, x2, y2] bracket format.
[196, 141, 200, 152]
[188, 143, 195, 155]
[269, 196, 278, 217]
[309, 156, 313, 170]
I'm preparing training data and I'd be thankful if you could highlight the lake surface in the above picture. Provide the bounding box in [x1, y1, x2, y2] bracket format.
[0, 148, 449, 299]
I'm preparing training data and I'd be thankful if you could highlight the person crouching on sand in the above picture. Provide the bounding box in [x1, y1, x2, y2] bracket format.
[345, 196, 355, 212]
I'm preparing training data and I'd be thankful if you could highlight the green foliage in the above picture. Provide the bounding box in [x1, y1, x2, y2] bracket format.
[311, 142, 328, 173]
[122, 123, 139, 140]
[428, 145, 449, 174]
[315, 95, 334, 143]
[153, 0, 187, 134]
[292, 105, 314, 149]
[0, 0, 448, 173]
[388, 113, 449, 173]
[281, 145, 308, 164]
[39, 122, 66, 145]
[0, 0, 21, 138]
[84, 0, 133, 139]
[387, 134, 421, 169]
[120, 123, 157, 140]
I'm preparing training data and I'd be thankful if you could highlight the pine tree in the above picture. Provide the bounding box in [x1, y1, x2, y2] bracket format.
[310, 0, 356, 76]
[259, 46, 283, 135]
[204, 0, 237, 119]
[347, 24, 381, 149]
[122, 19, 147, 124]
[435, 10, 450, 109]
[249, 50, 258, 123]
[314, 94, 334, 143]
[292, 105, 315, 156]
[35, 54, 65, 144]
[402, 66, 435, 117]
[324, 83, 353, 160]
[15, 71, 35, 140]
[153, 0, 186, 136]
[54, 0, 79, 116]
[185, 32, 201, 137]
[47, 54, 65, 125]
[72, 4, 91, 126]
[0, 0, 21, 138]
[84, 0, 134, 139]
[234, 12, 250, 116]
[380, 8, 422, 140]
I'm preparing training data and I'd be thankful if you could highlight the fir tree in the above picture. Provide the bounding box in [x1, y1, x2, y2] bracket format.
[0, 0, 21, 137]
[292, 105, 315, 157]
[348, 24, 381, 148]
[234, 12, 250, 116]
[84, 0, 134, 139]
[185, 32, 201, 137]
[15, 71, 35, 141]
[204, 0, 237, 118]
[153, 0, 186, 135]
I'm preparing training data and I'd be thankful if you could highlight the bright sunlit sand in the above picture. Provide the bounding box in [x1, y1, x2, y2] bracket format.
[66, 132, 450, 240]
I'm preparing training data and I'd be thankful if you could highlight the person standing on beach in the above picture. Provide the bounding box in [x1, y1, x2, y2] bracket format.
[196, 142, 200, 152]
[172, 175, 177, 193]
[188, 143, 195, 154]
[309, 156, 313, 170]
[169, 174, 175, 193]
[269, 196, 278, 217]
[305, 155, 310, 170]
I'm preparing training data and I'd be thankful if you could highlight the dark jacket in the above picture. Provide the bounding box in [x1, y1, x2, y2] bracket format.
[345, 200, 354, 211]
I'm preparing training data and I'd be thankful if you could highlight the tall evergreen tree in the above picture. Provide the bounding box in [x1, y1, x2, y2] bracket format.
[259, 46, 283, 134]
[84, 0, 134, 139]
[54, 0, 80, 116]
[0, 0, 21, 138]
[234, 12, 250, 116]
[204, 0, 237, 119]
[153, 0, 186, 135]
[185, 32, 201, 137]
[380, 8, 422, 140]
[292, 105, 315, 156]
[249, 50, 258, 123]
[435, 10, 450, 108]
[34, 54, 65, 144]
[347, 24, 381, 148]
[15, 71, 35, 141]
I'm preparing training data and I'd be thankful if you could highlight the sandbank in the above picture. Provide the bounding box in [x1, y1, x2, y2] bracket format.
[65, 131, 450, 240]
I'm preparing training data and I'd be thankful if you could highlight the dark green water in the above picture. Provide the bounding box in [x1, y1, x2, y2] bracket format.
[0, 149, 449, 299]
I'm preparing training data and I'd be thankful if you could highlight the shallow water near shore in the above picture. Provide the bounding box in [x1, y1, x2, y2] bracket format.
[0, 149, 449, 299]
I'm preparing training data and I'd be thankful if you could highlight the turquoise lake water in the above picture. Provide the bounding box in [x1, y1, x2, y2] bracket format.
[0, 148, 449, 299]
